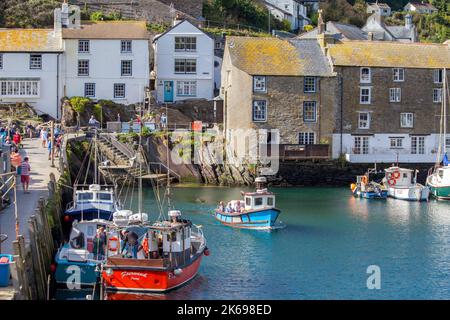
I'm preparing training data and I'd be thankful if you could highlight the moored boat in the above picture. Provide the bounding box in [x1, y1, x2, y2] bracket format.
[101, 210, 208, 293]
[427, 163, 450, 200]
[55, 219, 111, 287]
[382, 166, 429, 201]
[214, 177, 281, 229]
[351, 167, 387, 199]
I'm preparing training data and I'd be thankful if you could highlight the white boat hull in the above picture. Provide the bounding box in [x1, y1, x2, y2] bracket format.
[387, 185, 430, 201]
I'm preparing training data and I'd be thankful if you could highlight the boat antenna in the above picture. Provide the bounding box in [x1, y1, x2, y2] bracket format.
[166, 102, 172, 211]
[138, 87, 143, 220]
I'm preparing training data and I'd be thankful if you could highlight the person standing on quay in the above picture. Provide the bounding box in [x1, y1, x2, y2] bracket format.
[47, 134, 52, 160]
[20, 157, 31, 194]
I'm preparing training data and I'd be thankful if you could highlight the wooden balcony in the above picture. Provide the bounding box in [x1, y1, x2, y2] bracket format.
[262, 144, 330, 160]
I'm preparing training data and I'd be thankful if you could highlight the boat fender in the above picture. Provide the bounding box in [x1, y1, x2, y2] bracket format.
[350, 183, 356, 192]
[174, 268, 183, 276]
[204, 247, 210, 256]
[108, 236, 119, 252]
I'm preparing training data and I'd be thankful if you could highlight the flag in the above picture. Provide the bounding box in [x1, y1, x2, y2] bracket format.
[443, 153, 449, 166]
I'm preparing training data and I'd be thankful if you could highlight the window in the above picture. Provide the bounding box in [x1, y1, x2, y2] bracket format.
[303, 101, 317, 122]
[174, 59, 196, 74]
[0, 80, 40, 97]
[121, 40, 132, 53]
[30, 54, 42, 69]
[114, 83, 125, 98]
[84, 83, 95, 98]
[389, 88, 401, 102]
[98, 193, 112, 201]
[299, 132, 315, 145]
[358, 112, 370, 129]
[175, 37, 197, 51]
[78, 193, 93, 200]
[353, 136, 369, 154]
[267, 197, 274, 206]
[252, 100, 267, 122]
[78, 40, 90, 53]
[78, 59, 89, 76]
[253, 76, 266, 92]
[245, 197, 251, 206]
[176, 81, 197, 96]
[400, 113, 414, 128]
[390, 137, 403, 149]
[360, 67, 371, 83]
[0, 54, 3, 69]
[121, 60, 132, 76]
[360, 87, 371, 104]
[411, 136, 425, 154]
[255, 198, 263, 206]
[393, 68, 404, 82]
[446, 137, 450, 149]
[304, 77, 316, 93]
[433, 88, 442, 103]
[433, 69, 443, 84]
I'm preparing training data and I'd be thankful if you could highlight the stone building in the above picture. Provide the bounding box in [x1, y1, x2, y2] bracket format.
[326, 40, 450, 163]
[221, 36, 337, 160]
[366, 2, 391, 16]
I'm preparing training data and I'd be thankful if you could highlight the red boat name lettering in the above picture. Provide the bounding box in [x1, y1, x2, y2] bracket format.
[120, 271, 148, 279]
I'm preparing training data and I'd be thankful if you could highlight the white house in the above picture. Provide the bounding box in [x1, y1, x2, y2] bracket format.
[264, 0, 311, 31]
[366, 2, 391, 16]
[0, 30, 63, 118]
[404, 2, 438, 14]
[153, 19, 214, 103]
[0, 2, 150, 119]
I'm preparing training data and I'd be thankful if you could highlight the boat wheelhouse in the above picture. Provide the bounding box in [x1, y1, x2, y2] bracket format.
[383, 166, 430, 201]
[427, 165, 450, 200]
[55, 219, 111, 286]
[102, 210, 208, 293]
[65, 184, 120, 221]
[215, 177, 281, 229]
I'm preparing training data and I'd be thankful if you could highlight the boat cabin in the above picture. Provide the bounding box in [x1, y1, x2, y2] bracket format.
[74, 184, 115, 206]
[59, 219, 110, 262]
[242, 191, 276, 211]
[385, 167, 416, 187]
[436, 166, 450, 182]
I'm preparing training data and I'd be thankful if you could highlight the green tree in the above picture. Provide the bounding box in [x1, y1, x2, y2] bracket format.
[69, 97, 91, 127]
[3, 0, 61, 28]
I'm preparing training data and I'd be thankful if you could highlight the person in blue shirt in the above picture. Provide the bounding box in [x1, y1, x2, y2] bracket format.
[47, 135, 52, 160]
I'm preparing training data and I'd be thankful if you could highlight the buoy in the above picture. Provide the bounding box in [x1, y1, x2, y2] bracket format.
[50, 263, 57, 273]
[204, 248, 210, 256]
[63, 215, 72, 223]
[350, 183, 356, 191]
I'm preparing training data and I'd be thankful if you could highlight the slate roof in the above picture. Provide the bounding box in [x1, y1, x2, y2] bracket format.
[62, 21, 149, 39]
[328, 41, 450, 68]
[226, 36, 333, 77]
[298, 22, 367, 41]
[0, 29, 62, 52]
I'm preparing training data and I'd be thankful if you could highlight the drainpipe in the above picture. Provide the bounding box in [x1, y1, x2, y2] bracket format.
[56, 53, 61, 120]
[339, 73, 343, 156]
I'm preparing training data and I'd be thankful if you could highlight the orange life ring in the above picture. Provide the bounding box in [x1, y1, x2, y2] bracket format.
[108, 236, 119, 252]
[142, 238, 149, 254]
[392, 171, 400, 179]
[388, 178, 396, 186]
[361, 176, 368, 184]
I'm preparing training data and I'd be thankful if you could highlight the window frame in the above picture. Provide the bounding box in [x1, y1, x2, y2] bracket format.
[353, 136, 369, 155]
[84, 83, 96, 98]
[78, 40, 90, 53]
[174, 59, 197, 74]
[253, 76, 267, 93]
[390, 137, 404, 149]
[176, 80, 197, 97]
[298, 132, 315, 145]
[433, 69, 443, 84]
[174, 36, 197, 52]
[393, 68, 404, 82]
[29, 54, 42, 70]
[0, 54, 3, 69]
[121, 60, 133, 77]
[113, 83, 126, 99]
[433, 88, 442, 103]
[360, 67, 371, 83]
[303, 101, 317, 123]
[120, 40, 132, 53]
[360, 87, 371, 104]
[389, 88, 401, 102]
[77, 59, 89, 76]
[252, 100, 267, 122]
[304, 77, 317, 93]
[358, 112, 370, 129]
[400, 112, 414, 128]
[411, 136, 425, 155]
[0, 79, 40, 98]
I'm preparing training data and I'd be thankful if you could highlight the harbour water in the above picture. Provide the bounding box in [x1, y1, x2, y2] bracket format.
[57, 186, 450, 300]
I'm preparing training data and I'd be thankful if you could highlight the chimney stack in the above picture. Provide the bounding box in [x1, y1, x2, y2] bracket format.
[317, 9, 325, 34]
[368, 32, 374, 41]
[405, 14, 413, 29]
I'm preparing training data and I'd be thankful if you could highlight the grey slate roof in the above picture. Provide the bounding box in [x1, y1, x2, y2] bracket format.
[298, 22, 368, 41]
[288, 39, 334, 77]
[386, 26, 415, 40]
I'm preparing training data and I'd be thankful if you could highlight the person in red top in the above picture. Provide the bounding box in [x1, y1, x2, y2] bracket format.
[20, 157, 31, 194]
[13, 132, 21, 149]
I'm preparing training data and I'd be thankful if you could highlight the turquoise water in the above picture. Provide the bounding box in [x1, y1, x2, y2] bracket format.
[57, 186, 450, 300]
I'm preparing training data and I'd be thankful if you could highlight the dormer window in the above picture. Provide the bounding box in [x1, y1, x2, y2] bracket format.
[253, 76, 266, 92]
[360, 67, 371, 83]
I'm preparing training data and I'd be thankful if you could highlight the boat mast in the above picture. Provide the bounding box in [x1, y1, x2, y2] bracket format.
[166, 103, 171, 211]
[437, 68, 447, 167]
[138, 87, 143, 219]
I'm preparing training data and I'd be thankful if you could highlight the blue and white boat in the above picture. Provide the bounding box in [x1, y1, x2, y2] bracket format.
[64, 184, 120, 221]
[55, 219, 111, 287]
[351, 167, 388, 199]
[214, 177, 281, 229]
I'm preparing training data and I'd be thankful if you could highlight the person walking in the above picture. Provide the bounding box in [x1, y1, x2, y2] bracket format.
[41, 128, 48, 148]
[20, 157, 31, 194]
[47, 134, 52, 160]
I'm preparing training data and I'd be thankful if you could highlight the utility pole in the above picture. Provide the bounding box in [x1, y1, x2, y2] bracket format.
[268, 7, 271, 34]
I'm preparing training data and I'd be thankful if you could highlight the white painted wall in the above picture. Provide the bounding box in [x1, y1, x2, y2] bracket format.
[153, 20, 214, 103]
[332, 133, 450, 163]
[0, 53, 61, 118]
[63, 39, 149, 104]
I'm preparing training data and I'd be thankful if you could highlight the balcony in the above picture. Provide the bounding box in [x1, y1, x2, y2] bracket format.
[262, 144, 330, 161]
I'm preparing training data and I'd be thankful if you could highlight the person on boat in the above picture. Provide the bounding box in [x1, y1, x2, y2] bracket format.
[225, 203, 233, 213]
[93, 227, 106, 260]
[121, 231, 140, 259]
[233, 201, 242, 213]
[70, 223, 85, 249]
[218, 201, 225, 212]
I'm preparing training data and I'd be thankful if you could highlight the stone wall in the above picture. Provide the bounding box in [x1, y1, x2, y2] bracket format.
[157, 0, 204, 19]
[337, 66, 447, 135]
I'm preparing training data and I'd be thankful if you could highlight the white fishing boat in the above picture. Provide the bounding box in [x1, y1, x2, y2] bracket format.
[426, 68, 450, 200]
[383, 167, 429, 201]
